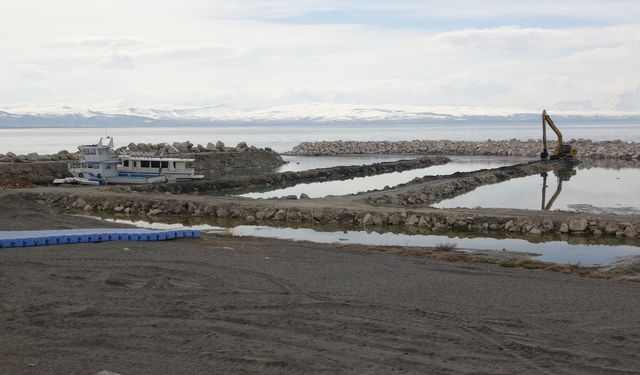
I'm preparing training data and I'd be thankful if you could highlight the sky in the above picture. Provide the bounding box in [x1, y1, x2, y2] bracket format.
[1, 0, 639, 113]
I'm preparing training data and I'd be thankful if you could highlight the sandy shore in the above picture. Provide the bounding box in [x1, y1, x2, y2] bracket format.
[1, 197, 640, 374]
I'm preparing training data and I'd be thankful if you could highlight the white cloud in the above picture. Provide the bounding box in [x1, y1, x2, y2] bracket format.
[48, 36, 149, 49]
[101, 53, 135, 70]
[0, 1, 639, 113]
[142, 44, 248, 61]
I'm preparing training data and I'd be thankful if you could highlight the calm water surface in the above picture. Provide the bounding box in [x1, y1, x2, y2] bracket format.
[1, 123, 639, 154]
[436, 166, 640, 214]
[244, 156, 531, 198]
[89, 216, 640, 266]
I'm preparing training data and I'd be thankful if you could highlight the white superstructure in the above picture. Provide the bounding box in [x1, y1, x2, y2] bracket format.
[58, 137, 203, 185]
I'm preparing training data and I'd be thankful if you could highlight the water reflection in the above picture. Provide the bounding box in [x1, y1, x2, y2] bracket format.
[540, 166, 576, 210]
[436, 165, 640, 214]
[85, 215, 640, 266]
[242, 156, 526, 199]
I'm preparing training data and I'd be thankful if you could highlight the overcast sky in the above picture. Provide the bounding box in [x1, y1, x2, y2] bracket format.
[1, 0, 639, 112]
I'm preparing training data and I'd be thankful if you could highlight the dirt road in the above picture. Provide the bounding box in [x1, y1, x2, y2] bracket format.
[1, 199, 639, 374]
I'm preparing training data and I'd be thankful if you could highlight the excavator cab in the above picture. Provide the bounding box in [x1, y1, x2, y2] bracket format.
[540, 110, 577, 160]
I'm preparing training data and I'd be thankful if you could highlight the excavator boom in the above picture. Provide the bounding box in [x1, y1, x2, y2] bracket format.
[540, 110, 576, 160]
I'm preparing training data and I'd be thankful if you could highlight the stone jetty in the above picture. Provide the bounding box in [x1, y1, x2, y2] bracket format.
[290, 139, 640, 159]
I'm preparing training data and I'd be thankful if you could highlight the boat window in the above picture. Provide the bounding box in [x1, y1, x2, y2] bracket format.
[161, 161, 169, 168]
[87, 163, 93, 168]
[123, 160, 129, 167]
[106, 164, 111, 169]
[151, 161, 160, 168]
[173, 162, 176, 169]
[133, 161, 137, 167]
[141, 160, 150, 168]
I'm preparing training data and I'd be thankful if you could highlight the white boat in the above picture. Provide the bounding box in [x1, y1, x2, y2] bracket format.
[56, 137, 204, 185]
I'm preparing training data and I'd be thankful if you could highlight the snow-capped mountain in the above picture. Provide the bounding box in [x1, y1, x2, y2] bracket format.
[1, 103, 640, 128]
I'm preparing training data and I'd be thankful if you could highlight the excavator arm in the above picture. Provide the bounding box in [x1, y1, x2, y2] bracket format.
[540, 110, 576, 160]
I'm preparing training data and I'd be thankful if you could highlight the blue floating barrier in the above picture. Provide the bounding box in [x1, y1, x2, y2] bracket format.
[1, 227, 200, 250]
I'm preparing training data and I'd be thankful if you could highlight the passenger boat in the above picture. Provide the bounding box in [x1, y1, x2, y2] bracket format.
[53, 137, 204, 185]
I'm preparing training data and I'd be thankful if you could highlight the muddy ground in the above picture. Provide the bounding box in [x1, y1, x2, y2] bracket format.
[1, 197, 640, 374]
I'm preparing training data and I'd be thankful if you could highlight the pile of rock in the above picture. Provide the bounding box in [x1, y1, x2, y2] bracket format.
[290, 139, 640, 160]
[32, 192, 640, 239]
[115, 141, 268, 155]
[365, 160, 570, 206]
[0, 150, 78, 163]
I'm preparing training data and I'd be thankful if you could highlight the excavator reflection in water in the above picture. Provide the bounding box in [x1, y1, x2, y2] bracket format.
[540, 164, 577, 210]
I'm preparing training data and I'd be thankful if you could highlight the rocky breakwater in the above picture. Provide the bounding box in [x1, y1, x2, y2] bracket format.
[126, 156, 450, 194]
[27, 189, 640, 241]
[362, 159, 578, 207]
[290, 139, 640, 160]
[0, 150, 77, 185]
[0, 150, 78, 163]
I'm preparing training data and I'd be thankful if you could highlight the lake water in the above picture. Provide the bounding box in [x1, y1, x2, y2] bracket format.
[86, 216, 640, 266]
[244, 155, 531, 198]
[1, 123, 639, 154]
[435, 165, 640, 214]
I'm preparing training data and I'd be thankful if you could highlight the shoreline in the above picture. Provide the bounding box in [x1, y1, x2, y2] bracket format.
[1, 197, 639, 374]
[289, 139, 640, 159]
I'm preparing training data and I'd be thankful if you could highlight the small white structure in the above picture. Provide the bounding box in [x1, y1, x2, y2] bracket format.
[57, 137, 203, 185]
[118, 154, 203, 182]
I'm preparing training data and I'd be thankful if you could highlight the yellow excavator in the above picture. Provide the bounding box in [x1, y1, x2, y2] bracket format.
[540, 110, 577, 160]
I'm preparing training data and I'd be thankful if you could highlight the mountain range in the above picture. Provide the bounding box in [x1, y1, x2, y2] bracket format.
[2, 103, 640, 128]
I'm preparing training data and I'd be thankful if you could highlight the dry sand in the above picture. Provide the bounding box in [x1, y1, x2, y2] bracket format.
[1, 198, 640, 374]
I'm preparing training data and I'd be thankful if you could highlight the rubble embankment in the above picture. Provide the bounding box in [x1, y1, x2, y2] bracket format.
[126, 156, 450, 194]
[24, 187, 640, 241]
[0, 161, 70, 185]
[290, 139, 640, 159]
[359, 159, 578, 206]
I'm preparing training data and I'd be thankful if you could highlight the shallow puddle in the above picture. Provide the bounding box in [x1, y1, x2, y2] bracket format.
[435, 165, 640, 214]
[88, 216, 640, 266]
[243, 156, 531, 199]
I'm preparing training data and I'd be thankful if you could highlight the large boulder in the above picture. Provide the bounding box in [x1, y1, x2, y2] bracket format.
[235, 141, 249, 152]
[164, 144, 180, 154]
[568, 218, 588, 232]
[173, 141, 193, 153]
[216, 141, 225, 150]
[205, 142, 217, 151]
[25, 152, 39, 161]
